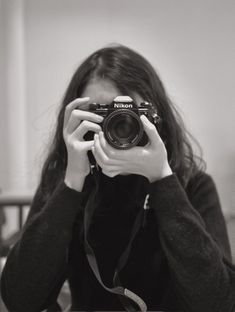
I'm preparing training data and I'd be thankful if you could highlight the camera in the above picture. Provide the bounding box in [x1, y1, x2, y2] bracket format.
[88, 96, 161, 150]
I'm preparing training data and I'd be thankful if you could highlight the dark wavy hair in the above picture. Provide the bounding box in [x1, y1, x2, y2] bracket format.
[38, 44, 205, 200]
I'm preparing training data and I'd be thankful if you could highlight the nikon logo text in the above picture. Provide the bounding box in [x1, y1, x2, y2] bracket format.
[114, 103, 133, 108]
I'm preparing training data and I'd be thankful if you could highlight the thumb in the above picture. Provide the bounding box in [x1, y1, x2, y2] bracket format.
[83, 140, 95, 151]
[140, 115, 162, 147]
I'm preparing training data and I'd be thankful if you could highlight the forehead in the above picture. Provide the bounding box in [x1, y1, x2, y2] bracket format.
[81, 78, 120, 104]
[81, 78, 143, 106]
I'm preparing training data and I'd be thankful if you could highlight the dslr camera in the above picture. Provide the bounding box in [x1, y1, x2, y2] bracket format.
[88, 96, 161, 150]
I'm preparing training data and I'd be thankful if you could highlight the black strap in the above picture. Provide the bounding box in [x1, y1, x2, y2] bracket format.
[83, 170, 147, 312]
[113, 209, 146, 312]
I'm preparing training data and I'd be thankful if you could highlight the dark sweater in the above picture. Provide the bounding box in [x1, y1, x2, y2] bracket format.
[1, 172, 235, 312]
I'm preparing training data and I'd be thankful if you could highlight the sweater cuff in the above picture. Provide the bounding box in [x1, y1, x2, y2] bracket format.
[148, 174, 189, 218]
[149, 173, 180, 194]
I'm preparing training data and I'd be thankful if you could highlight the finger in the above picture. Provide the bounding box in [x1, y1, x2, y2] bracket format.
[99, 132, 148, 163]
[101, 168, 122, 178]
[75, 140, 94, 152]
[66, 109, 103, 134]
[72, 120, 102, 141]
[98, 132, 129, 160]
[64, 97, 91, 127]
[93, 134, 122, 166]
[91, 146, 121, 171]
[140, 115, 162, 147]
[93, 133, 113, 167]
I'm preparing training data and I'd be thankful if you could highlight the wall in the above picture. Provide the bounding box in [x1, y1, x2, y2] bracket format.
[0, 0, 8, 192]
[0, 0, 235, 215]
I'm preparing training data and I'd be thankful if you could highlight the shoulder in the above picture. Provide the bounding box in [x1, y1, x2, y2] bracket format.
[186, 170, 222, 217]
[186, 170, 217, 199]
[186, 171, 232, 260]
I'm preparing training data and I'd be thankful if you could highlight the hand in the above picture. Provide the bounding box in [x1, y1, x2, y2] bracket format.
[91, 115, 172, 183]
[63, 97, 103, 191]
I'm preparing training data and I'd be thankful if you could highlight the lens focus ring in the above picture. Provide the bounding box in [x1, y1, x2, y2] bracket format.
[103, 110, 143, 149]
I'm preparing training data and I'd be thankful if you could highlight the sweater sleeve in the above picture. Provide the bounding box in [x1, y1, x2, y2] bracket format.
[149, 173, 235, 312]
[0, 181, 84, 312]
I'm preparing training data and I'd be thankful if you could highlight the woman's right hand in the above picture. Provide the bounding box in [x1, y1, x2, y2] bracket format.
[63, 97, 103, 191]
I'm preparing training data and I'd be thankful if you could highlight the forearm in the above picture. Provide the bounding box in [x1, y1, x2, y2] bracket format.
[1, 181, 84, 312]
[149, 174, 235, 312]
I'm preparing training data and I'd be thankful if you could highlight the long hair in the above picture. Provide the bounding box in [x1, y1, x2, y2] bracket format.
[38, 44, 205, 201]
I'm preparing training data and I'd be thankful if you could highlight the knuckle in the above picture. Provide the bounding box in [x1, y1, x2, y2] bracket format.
[65, 135, 73, 146]
[71, 140, 78, 149]
[102, 169, 115, 178]
[96, 125, 102, 132]
[71, 109, 78, 119]
[103, 157, 111, 166]
[82, 120, 89, 127]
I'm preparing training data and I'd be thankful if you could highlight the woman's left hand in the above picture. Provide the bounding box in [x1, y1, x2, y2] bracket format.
[91, 115, 172, 183]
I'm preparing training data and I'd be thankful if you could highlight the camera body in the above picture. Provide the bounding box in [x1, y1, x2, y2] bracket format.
[88, 96, 161, 149]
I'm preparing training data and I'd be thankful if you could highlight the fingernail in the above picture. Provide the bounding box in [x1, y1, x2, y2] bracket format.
[141, 115, 148, 123]
[96, 115, 104, 122]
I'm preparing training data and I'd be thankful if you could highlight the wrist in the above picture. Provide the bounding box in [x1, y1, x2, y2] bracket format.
[64, 172, 87, 192]
[149, 164, 173, 183]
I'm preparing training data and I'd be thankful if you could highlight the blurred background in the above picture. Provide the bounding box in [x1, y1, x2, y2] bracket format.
[0, 0, 235, 285]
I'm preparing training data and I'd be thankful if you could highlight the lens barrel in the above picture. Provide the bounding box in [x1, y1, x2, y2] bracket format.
[103, 109, 143, 149]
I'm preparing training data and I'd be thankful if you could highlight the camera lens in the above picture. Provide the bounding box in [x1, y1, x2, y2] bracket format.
[103, 110, 143, 149]
[114, 116, 133, 139]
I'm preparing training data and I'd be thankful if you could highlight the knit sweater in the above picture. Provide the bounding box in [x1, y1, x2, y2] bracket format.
[1, 172, 235, 312]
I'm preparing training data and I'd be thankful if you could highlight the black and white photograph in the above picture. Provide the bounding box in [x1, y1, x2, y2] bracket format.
[0, 1, 235, 311]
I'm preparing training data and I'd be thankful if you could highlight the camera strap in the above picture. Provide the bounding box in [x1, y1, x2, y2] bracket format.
[83, 169, 147, 312]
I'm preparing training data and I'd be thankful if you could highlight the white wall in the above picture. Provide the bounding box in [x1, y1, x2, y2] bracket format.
[0, 0, 8, 192]
[1, 0, 235, 214]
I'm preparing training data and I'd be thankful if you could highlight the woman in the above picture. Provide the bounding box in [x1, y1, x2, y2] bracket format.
[1, 45, 235, 312]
